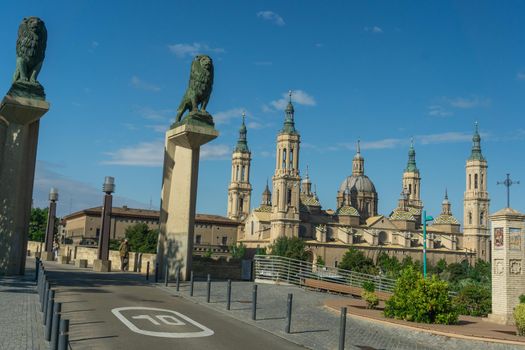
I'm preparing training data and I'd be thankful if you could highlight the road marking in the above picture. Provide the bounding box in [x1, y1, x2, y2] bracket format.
[112, 306, 214, 338]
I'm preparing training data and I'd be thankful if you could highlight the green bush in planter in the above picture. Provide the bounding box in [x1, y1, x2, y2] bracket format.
[514, 303, 525, 336]
[362, 291, 379, 309]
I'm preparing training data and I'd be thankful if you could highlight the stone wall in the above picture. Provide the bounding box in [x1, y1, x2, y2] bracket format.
[27, 241, 156, 274]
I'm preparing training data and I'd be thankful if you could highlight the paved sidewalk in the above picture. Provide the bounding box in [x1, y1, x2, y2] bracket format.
[0, 263, 47, 350]
[158, 280, 525, 350]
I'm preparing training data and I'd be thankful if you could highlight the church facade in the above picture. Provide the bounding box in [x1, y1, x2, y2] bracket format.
[229, 94, 490, 266]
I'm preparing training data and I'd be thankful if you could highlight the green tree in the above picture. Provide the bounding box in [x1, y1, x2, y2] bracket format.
[28, 207, 48, 242]
[230, 242, 247, 260]
[377, 252, 401, 278]
[269, 236, 309, 261]
[123, 223, 159, 253]
[384, 266, 458, 325]
[339, 248, 376, 274]
[453, 283, 491, 317]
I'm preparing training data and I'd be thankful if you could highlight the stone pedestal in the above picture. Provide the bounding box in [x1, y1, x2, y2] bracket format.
[0, 95, 49, 275]
[157, 122, 218, 281]
[59, 255, 69, 264]
[75, 259, 88, 268]
[93, 259, 111, 272]
[488, 207, 525, 325]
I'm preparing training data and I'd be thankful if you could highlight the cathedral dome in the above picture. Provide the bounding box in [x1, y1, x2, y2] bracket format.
[339, 175, 377, 194]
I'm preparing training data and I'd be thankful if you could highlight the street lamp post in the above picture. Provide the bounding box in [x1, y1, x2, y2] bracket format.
[43, 188, 58, 261]
[422, 210, 434, 278]
[94, 177, 115, 272]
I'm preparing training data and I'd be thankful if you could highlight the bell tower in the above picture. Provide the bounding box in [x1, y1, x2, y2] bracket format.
[270, 91, 301, 241]
[463, 122, 490, 261]
[227, 113, 252, 221]
[402, 139, 423, 225]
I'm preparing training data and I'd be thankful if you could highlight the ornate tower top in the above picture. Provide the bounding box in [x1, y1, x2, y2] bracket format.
[352, 139, 365, 176]
[442, 188, 451, 215]
[261, 179, 272, 206]
[281, 90, 297, 134]
[234, 112, 249, 153]
[469, 121, 484, 161]
[405, 138, 418, 172]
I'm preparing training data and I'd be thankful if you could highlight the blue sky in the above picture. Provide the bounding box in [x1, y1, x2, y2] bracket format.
[2, 1, 525, 221]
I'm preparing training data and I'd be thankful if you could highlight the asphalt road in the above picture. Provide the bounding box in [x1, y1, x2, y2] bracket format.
[42, 261, 303, 350]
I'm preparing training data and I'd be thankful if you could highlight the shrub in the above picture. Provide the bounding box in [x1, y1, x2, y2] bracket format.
[384, 266, 458, 324]
[519, 294, 525, 304]
[339, 248, 377, 274]
[362, 280, 375, 293]
[453, 283, 491, 316]
[203, 248, 213, 259]
[269, 236, 309, 261]
[229, 243, 247, 260]
[514, 303, 525, 336]
[316, 255, 325, 267]
[362, 291, 379, 309]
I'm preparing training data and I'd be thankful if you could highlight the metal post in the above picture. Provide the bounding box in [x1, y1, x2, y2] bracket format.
[190, 271, 194, 296]
[206, 274, 211, 303]
[51, 302, 61, 349]
[339, 307, 347, 350]
[176, 265, 180, 292]
[42, 281, 50, 313]
[164, 263, 169, 287]
[423, 209, 427, 278]
[58, 319, 69, 350]
[252, 284, 257, 320]
[146, 261, 150, 280]
[154, 262, 159, 283]
[45, 290, 55, 339]
[35, 257, 39, 282]
[45, 190, 58, 256]
[226, 279, 232, 310]
[285, 293, 293, 333]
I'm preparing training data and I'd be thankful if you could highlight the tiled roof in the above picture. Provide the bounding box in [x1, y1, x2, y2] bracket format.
[335, 205, 360, 217]
[390, 208, 416, 221]
[433, 214, 460, 225]
[254, 205, 272, 213]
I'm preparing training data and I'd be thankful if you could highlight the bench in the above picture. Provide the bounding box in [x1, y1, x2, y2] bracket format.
[303, 278, 392, 301]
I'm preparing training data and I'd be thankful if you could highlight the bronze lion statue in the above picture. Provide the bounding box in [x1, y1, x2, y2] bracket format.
[175, 55, 214, 123]
[12, 17, 47, 84]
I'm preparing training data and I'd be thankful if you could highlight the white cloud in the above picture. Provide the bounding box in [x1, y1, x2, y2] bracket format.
[517, 72, 525, 80]
[364, 26, 383, 33]
[214, 108, 245, 124]
[257, 11, 285, 26]
[167, 43, 225, 58]
[445, 96, 490, 109]
[103, 140, 164, 167]
[269, 90, 316, 110]
[33, 161, 149, 216]
[416, 131, 472, 144]
[428, 105, 453, 117]
[201, 144, 230, 160]
[130, 76, 161, 92]
[360, 138, 403, 150]
[135, 106, 174, 121]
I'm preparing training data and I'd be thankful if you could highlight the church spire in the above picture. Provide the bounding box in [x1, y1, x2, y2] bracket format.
[405, 138, 418, 172]
[352, 139, 364, 176]
[234, 112, 249, 153]
[469, 121, 484, 161]
[281, 90, 297, 134]
[442, 188, 451, 215]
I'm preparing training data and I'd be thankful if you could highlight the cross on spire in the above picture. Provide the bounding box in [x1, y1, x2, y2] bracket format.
[497, 173, 520, 208]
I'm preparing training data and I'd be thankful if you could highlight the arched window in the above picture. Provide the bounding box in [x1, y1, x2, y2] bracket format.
[282, 149, 287, 169]
[480, 211, 484, 226]
[287, 188, 292, 205]
[468, 212, 472, 225]
[250, 221, 254, 235]
[290, 148, 294, 169]
[408, 184, 412, 194]
[474, 174, 478, 189]
[469, 174, 471, 190]
[481, 173, 484, 189]
[239, 198, 244, 213]
[236, 165, 239, 181]
[242, 165, 246, 181]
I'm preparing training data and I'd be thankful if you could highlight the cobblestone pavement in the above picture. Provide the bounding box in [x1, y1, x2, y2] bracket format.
[158, 281, 524, 350]
[0, 264, 47, 350]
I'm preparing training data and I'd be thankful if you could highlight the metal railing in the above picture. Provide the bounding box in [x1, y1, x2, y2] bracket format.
[254, 255, 396, 293]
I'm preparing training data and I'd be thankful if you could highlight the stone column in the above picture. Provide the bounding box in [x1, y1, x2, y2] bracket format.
[0, 96, 49, 275]
[42, 188, 58, 261]
[157, 123, 218, 280]
[488, 207, 525, 325]
[93, 177, 115, 272]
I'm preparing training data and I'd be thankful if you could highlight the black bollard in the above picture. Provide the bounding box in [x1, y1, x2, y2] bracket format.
[206, 274, 211, 303]
[339, 307, 347, 350]
[146, 261, 150, 281]
[42, 281, 50, 314]
[226, 279, 232, 310]
[252, 285, 258, 320]
[190, 271, 194, 296]
[154, 262, 159, 283]
[164, 263, 169, 287]
[45, 290, 55, 339]
[175, 265, 180, 292]
[51, 302, 61, 349]
[57, 319, 69, 350]
[285, 293, 293, 333]
[35, 257, 39, 282]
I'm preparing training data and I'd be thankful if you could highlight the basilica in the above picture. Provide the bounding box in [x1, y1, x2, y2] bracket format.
[227, 93, 490, 266]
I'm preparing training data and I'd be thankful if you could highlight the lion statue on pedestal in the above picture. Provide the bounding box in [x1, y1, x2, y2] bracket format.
[13, 17, 47, 84]
[175, 55, 214, 124]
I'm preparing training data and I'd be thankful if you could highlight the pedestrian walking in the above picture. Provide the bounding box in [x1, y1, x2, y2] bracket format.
[119, 238, 130, 271]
